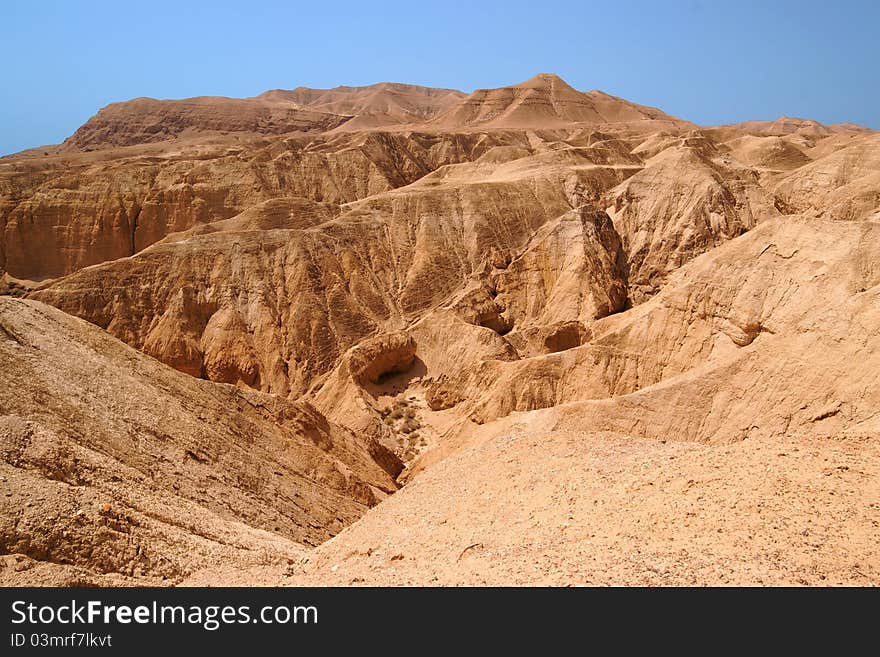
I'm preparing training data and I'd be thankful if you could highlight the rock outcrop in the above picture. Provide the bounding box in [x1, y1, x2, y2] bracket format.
[0, 297, 399, 584]
[772, 133, 880, 221]
[605, 142, 780, 302]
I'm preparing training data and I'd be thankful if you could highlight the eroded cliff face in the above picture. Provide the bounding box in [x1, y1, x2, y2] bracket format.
[1, 131, 522, 280]
[771, 133, 880, 222]
[420, 217, 880, 430]
[604, 137, 781, 303]
[28, 168, 568, 394]
[21, 117, 879, 407]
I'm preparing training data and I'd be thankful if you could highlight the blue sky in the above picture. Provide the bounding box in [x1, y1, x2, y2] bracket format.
[1, 0, 878, 154]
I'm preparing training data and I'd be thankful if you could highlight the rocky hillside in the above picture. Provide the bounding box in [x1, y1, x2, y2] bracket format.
[0, 297, 399, 584]
[1, 74, 877, 585]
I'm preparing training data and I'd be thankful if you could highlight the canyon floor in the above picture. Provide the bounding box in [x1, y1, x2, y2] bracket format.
[1, 74, 878, 586]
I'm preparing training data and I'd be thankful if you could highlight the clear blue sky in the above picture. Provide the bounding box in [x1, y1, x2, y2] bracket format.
[1, 0, 878, 154]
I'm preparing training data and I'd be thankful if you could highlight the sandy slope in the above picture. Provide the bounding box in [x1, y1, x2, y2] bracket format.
[261, 429, 878, 586]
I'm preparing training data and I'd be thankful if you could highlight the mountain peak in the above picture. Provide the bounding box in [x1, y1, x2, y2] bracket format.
[514, 73, 575, 91]
[429, 74, 688, 130]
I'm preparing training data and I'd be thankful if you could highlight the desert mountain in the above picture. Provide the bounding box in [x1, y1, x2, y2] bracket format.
[62, 96, 351, 151]
[428, 73, 692, 131]
[1, 73, 878, 585]
[723, 116, 872, 137]
[723, 134, 812, 170]
[259, 82, 465, 128]
[57, 82, 468, 153]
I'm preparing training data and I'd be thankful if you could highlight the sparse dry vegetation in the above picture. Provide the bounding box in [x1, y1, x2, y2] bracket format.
[380, 397, 424, 460]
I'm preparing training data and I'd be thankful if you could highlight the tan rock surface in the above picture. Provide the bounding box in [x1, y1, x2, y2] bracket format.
[605, 139, 780, 302]
[721, 116, 872, 137]
[428, 73, 693, 131]
[2, 74, 879, 586]
[262, 429, 879, 586]
[28, 134, 634, 395]
[260, 82, 465, 127]
[62, 96, 349, 151]
[724, 135, 812, 171]
[193, 217, 880, 587]
[772, 133, 880, 221]
[416, 216, 880, 454]
[0, 297, 399, 585]
[1, 130, 513, 280]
